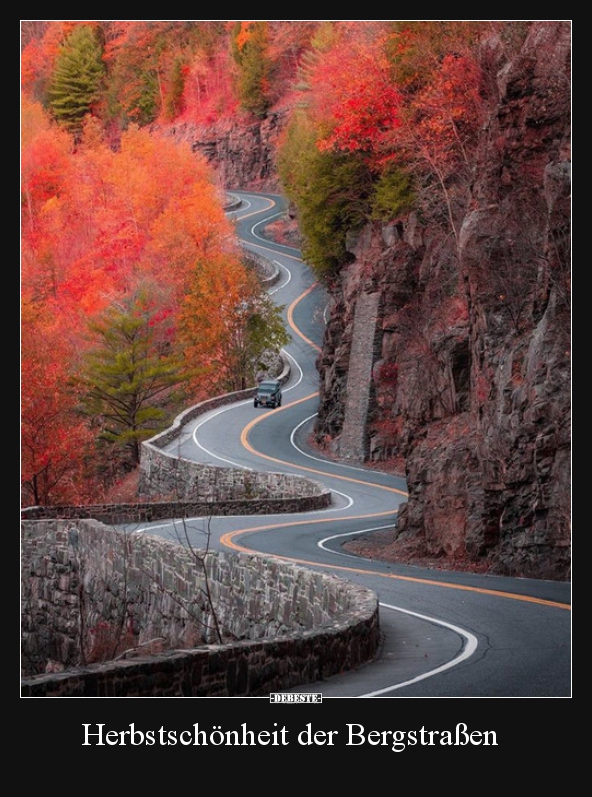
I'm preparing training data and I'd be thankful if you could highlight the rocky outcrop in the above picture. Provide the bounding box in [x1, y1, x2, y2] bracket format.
[162, 22, 570, 581]
[315, 21, 571, 580]
[22, 519, 379, 694]
[162, 110, 287, 191]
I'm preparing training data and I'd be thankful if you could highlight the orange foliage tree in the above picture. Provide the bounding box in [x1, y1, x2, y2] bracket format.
[180, 254, 255, 393]
[179, 252, 289, 395]
[21, 97, 248, 503]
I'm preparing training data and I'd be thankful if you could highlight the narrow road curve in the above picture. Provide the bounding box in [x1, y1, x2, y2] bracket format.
[132, 190, 571, 697]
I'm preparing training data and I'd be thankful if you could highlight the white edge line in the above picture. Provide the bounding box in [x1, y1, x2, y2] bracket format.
[318, 524, 396, 557]
[268, 261, 291, 294]
[360, 603, 479, 697]
[290, 413, 400, 480]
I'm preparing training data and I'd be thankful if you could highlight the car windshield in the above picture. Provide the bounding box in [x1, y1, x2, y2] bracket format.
[259, 386, 275, 393]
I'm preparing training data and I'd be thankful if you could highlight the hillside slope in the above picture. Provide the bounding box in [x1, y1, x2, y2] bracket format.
[24, 21, 569, 580]
[314, 22, 571, 579]
[163, 22, 570, 580]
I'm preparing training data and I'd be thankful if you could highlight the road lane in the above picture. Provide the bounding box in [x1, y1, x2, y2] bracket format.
[128, 190, 571, 697]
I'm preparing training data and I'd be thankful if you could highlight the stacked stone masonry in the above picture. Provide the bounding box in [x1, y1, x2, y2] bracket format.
[136, 359, 332, 509]
[21, 520, 380, 697]
[339, 292, 381, 460]
[20, 207, 377, 696]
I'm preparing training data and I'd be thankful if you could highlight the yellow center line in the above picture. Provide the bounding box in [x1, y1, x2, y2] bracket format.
[233, 196, 276, 221]
[229, 198, 571, 612]
[247, 241, 304, 263]
[287, 283, 322, 351]
[241, 393, 406, 496]
[220, 519, 570, 610]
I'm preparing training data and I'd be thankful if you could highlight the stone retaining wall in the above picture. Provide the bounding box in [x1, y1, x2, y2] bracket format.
[242, 248, 279, 285]
[20, 196, 377, 697]
[20, 492, 331, 525]
[139, 443, 329, 506]
[339, 292, 381, 460]
[136, 356, 332, 512]
[21, 519, 380, 697]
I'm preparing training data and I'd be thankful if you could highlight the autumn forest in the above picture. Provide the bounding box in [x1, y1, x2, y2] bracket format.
[21, 20, 534, 508]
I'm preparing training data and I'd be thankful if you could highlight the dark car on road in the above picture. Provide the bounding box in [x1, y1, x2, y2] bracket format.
[254, 379, 282, 409]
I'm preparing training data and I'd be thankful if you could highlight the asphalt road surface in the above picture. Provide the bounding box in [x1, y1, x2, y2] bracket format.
[124, 190, 571, 698]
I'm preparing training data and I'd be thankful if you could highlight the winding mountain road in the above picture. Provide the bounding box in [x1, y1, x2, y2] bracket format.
[130, 191, 571, 698]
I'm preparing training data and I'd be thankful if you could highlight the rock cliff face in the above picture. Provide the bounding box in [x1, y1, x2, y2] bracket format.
[163, 111, 287, 192]
[316, 21, 571, 580]
[167, 21, 571, 580]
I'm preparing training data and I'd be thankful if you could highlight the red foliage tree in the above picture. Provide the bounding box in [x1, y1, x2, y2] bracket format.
[21, 296, 96, 506]
[21, 99, 243, 503]
[311, 26, 403, 169]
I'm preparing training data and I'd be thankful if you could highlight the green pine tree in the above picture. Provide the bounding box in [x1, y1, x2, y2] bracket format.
[76, 292, 191, 467]
[231, 21, 272, 118]
[47, 24, 105, 134]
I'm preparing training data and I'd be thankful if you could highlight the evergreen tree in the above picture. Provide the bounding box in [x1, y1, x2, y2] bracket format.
[47, 24, 105, 135]
[231, 21, 272, 118]
[76, 291, 191, 467]
[164, 55, 186, 120]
